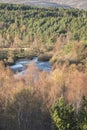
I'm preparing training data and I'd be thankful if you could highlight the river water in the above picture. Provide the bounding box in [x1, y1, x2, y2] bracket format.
[10, 57, 51, 76]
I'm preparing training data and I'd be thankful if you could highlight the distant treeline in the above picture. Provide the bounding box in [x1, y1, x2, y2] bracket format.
[0, 3, 87, 48]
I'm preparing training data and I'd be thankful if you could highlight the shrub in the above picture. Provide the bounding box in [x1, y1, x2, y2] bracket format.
[51, 97, 77, 130]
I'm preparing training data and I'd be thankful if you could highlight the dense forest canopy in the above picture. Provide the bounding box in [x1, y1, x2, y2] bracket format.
[0, 3, 87, 48]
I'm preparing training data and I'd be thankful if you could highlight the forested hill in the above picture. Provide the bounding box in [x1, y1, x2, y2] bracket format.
[0, 3, 87, 48]
[0, 4, 87, 130]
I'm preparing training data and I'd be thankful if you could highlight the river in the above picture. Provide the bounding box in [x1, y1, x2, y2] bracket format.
[10, 57, 51, 76]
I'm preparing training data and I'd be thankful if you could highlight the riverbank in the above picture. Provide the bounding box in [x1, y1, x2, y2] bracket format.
[0, 48, 53, 66]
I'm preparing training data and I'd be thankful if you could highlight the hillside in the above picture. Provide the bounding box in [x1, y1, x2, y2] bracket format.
[0, 0, 87, 10]
[0, 3, 87, 130]
[0, 0, 68, 8]
[52, 0, 87, 10]
[0, 4, 87, 67]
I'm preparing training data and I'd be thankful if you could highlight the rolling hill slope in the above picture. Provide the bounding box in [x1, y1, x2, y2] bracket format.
[52, 0, 87, 10]
[0, 0, 87, 10]
[0, 0, 68, 8]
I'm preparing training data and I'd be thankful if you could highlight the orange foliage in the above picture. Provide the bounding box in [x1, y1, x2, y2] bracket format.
[0, 61, 87, 110]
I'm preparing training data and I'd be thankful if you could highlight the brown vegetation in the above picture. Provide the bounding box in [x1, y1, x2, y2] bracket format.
[0, 61, 87, 108]
[0, 60, 87, 129]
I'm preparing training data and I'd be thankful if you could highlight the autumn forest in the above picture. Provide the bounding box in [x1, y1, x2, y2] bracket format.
[0, 3, 87, 130]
